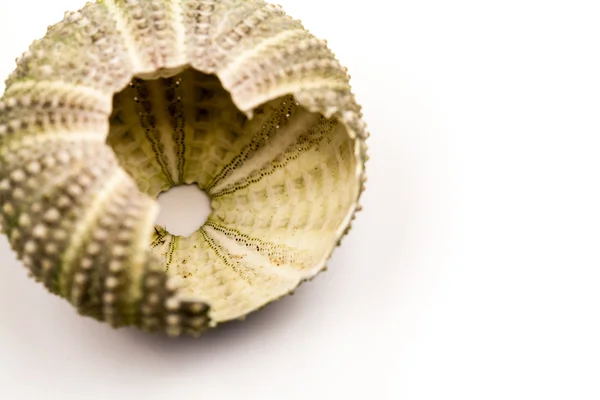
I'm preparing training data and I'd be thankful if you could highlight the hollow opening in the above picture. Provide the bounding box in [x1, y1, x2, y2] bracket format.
[155, 184, 212, 238]
[105, 66, 359, 323]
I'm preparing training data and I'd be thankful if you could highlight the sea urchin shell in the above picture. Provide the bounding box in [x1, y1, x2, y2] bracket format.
[0, 0, 368, 337]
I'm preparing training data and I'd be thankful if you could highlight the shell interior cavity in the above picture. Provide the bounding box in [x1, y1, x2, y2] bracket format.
[0, 0, 368, 337]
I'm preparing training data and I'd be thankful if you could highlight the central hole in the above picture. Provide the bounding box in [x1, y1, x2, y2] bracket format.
[155, 184, 212, 237]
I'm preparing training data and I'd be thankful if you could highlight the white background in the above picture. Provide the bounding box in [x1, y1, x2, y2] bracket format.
[1, 0, 599, 399]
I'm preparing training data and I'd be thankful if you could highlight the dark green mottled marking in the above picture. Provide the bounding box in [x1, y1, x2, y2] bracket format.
[169, 77, 187, 183]
[212, 117, 336, 198]
[150, 226, 168, 249]
[200, 227, 253, 285]
[49, 162, 112, 294]
[204, 221, 310, 269]
[132, 80, 175, 185]
[205, 96, 296, 191]
[165, 235, 178, 272]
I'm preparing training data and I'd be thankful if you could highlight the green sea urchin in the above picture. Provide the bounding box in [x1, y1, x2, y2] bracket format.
[0, 0, 368, 337]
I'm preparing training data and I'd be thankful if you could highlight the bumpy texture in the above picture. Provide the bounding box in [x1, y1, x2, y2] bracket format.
[0, 0, 368, 336]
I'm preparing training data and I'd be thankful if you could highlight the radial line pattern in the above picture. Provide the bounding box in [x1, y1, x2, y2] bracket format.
[0, 0, 368, 337]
